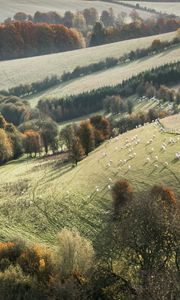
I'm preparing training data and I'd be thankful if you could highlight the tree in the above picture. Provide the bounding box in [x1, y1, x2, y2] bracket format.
[90, 115, 111, 144]
[78, 121, 95, 156]
[73, 12, 86, 32]
[129, 9, 140, 22]
[63, 11, 74, 28]
[0, 114, 6, 129]
[70, 137, 84, 165]
[127, 99, 134, 115]
[150, 184, 177, 208]
[0, 129, 13, 163]
[23, 130, 41, 157]
[83, 8, 98, 26]
[151, 39, 162, 51]
[40, 119, 58, 154]
[112, 179, 133, 216]
[0, 97, 30, 126]
[59, 124, 76, 151]
[116, 188, 179, 299]
[100, 9, 115, 27]
[13, 12, 28, 21]
[6, 124, 24, 159]
[89, 22, 105, 46]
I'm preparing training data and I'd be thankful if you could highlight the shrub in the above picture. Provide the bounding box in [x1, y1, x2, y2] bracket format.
[112, 179, 133, 216]
[56, 228, 94, 279]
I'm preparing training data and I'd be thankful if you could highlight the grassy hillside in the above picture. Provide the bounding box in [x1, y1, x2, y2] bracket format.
[0, 31, 176, 91]
[0, 0, 154, 22]
[0, 115, 179, 247]
[121, 1, 180, 16]
[28, 45, 180, 107]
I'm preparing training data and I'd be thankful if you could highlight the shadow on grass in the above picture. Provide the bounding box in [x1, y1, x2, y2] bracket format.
[44, 163, 72, 183]
[4, 156, 33, 167]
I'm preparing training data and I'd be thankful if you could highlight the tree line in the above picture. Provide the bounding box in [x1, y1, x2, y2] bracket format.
[89, 17, 180, 47]
[0, 32, 180, 97]
[37, 62, 180, 122]
[1, 36, 179, 98]
[0, 22, 84, 60]
[0, 181, 179, 299]
[0, 113, 59, 164]
[0, 110, 111, 165]
[1, 8, 180, 60]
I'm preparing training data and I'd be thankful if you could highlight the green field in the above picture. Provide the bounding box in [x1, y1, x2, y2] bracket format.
[28, 45, 180, 107]
[121, 1, 180, 17]
[0, 115, 179, 248]
[0, 0, 154, 22]
[0, 31, 176, 92]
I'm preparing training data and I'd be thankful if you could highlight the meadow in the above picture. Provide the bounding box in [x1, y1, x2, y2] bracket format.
[121, 1, 180, 16]
[28, 45, 180, 107]
[0, 0, 154, 22]
[0, 115, 179, 248]
[0, 31, 176, 92]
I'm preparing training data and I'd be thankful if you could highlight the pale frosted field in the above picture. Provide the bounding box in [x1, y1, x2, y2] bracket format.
[0, 0, 154, 22]
[122, 1, 180, 17]
[0, 31, 176, 91]
[29, 45, 180, 107]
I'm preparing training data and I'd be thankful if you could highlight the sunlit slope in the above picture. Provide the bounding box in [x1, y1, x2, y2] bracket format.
[0, 31, 176, 91]
[0, 117, 179, 246]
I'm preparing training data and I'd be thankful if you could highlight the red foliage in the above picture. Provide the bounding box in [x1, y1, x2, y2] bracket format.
[0, 21, 83, 60]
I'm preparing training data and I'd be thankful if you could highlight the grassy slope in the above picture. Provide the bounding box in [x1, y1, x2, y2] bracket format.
[0, 31, 176, 91]
[121, 1, 180, 17]
[0, 0, 154, 22]
[0, 115, 180, 247]
[28, 45, 180, 107]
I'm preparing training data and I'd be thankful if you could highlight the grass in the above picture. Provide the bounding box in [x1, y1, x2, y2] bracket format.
[121, 1, 180, 17]
[28, 45, 180, 107]
[0, 114, 179, 249]
[0, 31, 176, 92]
[0, 0, 154, 22]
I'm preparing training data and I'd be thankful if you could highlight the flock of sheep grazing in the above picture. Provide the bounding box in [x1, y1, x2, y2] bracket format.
[97, 118, 180, 193]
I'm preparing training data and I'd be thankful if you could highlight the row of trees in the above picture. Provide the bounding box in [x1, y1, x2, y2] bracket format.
[103, 95, 134, 115]
[112, 108, 169, 134]
[0, 22, 84, 60]
[0, 109, 111, 164]
[0, 181, 179, 299]
[1, 35, 179, 102]
[37, 62, 180, 122]
[0, 113, 59, 163]
[5, 8, 140, 31]
[136, 81, 180, 104]
[2, 35, 179, 98]
[89, 17, 180, 46]
[2, 10, 180, 60]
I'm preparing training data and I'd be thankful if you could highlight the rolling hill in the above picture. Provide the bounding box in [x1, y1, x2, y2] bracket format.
[0, 115, 179, 247]
[28, 45, 180, 107]
[0, 0, 154, 22]
[121, 1, 180, 17]
[0, 31, 177, 92]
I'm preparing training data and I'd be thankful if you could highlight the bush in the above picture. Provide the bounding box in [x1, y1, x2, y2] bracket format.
[56, 228, 94, 279]
[112, 179, 133, 216]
